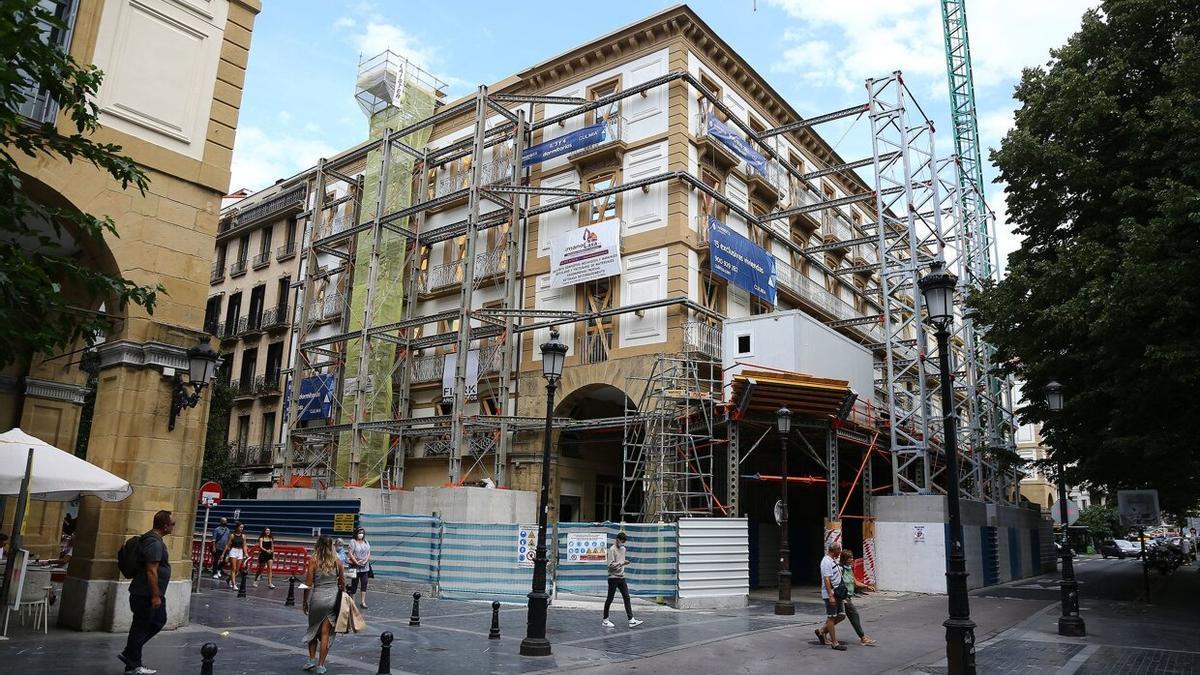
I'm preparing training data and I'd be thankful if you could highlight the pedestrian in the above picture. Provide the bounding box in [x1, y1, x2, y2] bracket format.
[118, 510, 175, 675]
[839, 549, 876, 646]
[0, 533, 8, 561]
[346, 527, 371, 609]
[302, 535, 345, 674]
[815, 541, 847, 651]
[334, 539, 348, 567]
[223, 522, 247, 589]
[254, 527, 276, 589]
[602, 532, 643, 628]
[210, 517, 230, 579]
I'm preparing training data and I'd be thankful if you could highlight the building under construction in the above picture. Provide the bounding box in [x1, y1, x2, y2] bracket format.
[213, 5, 1023, 588]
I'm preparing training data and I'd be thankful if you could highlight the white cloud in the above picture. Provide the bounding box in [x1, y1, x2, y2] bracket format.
[978, 108, 1015, 149]
[766, 0, 1097, 93]
[277, 110, 292, 125]
[352, 21, 436, 68]
[229, 126, 338, 192]
[333, 16, 355, 29]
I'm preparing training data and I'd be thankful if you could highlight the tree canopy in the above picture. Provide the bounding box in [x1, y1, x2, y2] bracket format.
[973, 0, 1200, 518]
[0, 0, 162, 368]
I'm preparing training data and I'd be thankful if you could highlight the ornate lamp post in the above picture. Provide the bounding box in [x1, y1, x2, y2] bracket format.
[775, 406, 794, 616]
[168, 338, 220, 430]
[520, 328, 567, 657]
[918, 261, 976, 675]
[1044, 380, 1085, 636]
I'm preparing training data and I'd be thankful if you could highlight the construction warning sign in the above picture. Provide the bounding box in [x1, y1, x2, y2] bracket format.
[517, 524, 539, 568]
[565, 532, 607, 563]
[332, 513, 356, 533]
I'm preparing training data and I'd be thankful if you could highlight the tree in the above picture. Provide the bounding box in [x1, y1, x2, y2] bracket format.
[972, 0, 1200, 519]
[1, 0, 162, 368]
[200, 381, 240, 494]
[1076, 504, 1123, 540]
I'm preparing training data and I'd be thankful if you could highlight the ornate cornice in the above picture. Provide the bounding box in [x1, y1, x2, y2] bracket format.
[24, 378, 91, 405]
[94, 339, 191, 373]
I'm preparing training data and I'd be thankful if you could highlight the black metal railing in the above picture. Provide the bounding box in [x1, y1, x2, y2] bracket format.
[276, 242, 296, 261]
[255, 371, 282, 395]
[210, 262, 225, 284]
[229, 259, 248, 276]
[252, 251, 271, 269]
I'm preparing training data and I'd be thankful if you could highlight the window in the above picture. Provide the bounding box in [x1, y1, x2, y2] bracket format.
[750, 296, 772, 315]
[239, 348, 258, 384]
[260, 226, 272, 255]
[237, 235, 250, 263]
[737, 334, 751, 354]
[17, 0, 78, 124]
[700, 168, 727, 222]
[236, 415, 250, 450]
[580, 278, 614, 364]
[588, 79, 620, 126]
[277, 276, 291, 313]
[216, 242, 227, 269]
[698, 73, 724, 122]
[584, 171, 618, 225]
[248, 285, 266, 330]
[225, 292, 242, 328]
[265, 342, 283, 382]
[204, 296, 222, 335]
[701, 274, 726, 323]
[285, 217, 297, 247]
[789, 152, 805, 174]
[749, 115, 767, 137]
[261, 412, 276, 448]
[750, 203, 769, 248]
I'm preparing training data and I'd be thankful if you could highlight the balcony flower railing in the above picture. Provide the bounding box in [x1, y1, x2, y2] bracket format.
[682, 320, 722, 360]
[419, 247, 507, 293]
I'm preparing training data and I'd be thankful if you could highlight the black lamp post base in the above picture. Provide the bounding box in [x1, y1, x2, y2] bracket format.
[519, 638, 552, 657]
[1058, 615, 1086, 637]
[774, 601, 795, 616]
[943, 616, 978, 674]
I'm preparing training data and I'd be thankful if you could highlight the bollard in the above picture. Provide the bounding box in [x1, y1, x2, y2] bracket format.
[237, 567, 247, 598]
[200, 642, 218, 675]
[284, 575, 297, 606]
[488, 601, 501, 640]
[377, 631, 393, 674]
[409, 591, 421, 626]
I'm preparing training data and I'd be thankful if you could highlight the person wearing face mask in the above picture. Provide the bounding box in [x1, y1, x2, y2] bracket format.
[346, 528, 371, 609]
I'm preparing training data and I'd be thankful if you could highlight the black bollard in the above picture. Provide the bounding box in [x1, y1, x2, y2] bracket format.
[200, 642, 218, 675]
[409, 591, 421, 626]
[284, 575, 296, 606]
[377, 631, 393, 675]
[488, 601, 501, 640]
[236, 567, 247, 598]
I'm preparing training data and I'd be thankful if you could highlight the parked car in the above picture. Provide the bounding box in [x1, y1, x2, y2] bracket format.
[1099, 539, 1141, 559]
[1115, 539, 1143, 557]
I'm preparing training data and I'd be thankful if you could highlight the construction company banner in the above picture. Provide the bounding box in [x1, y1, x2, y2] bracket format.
[705, 113, 768, 177]
[297, 374, 336, 421]
[441, 350, 480, 401]
[550, 219, 622, 289]
[517, 524, 539, 568]
[522, 122, 607, 166]
[708, 216, 777, 304]
[565, 532, 607, 564]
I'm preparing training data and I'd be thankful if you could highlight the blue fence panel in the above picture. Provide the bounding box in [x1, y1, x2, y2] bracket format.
[359, 514, 440, 585]
[556, 522, 677, 598]
[1008, 528, 1021, 580]
[981, 526, 999, 586]
[438, 522, 535, 603]
[1030, 527, 1041, 574]
[193, 499, 360, 539]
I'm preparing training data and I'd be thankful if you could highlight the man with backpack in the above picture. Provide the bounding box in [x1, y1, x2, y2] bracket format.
[118, 510, 175, 675]
[814, 541, 848, 651]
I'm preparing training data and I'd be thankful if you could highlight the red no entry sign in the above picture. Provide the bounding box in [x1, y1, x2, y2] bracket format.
[199, 481, 223, 507]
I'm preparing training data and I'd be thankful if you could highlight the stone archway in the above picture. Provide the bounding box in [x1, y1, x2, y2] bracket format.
[552, 383, 635, 523]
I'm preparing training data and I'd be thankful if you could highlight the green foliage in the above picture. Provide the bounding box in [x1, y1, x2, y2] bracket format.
[0, 0, 163, 367]
[1077, 504, 1123, 539]
[972, 0, 1200, 517]
[200, 381, 240, 493]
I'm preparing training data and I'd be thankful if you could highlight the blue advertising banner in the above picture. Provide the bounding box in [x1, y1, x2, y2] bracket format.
[708, 216, 777, 304]
[297, 374, 336, 421]
[522, 122, 607, 166]
[705, 113, 768, 177]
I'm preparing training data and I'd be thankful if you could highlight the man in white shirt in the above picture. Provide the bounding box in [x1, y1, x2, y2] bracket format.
[816, 542, 847, 651]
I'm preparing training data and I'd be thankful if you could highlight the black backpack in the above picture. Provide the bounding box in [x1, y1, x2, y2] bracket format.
[117, 534, 144, 579]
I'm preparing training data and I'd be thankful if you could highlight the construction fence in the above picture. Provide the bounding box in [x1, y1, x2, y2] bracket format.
[360, 514, 745, 606]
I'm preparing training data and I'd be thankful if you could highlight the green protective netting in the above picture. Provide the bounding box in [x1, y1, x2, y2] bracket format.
[338, 84, 436, 484]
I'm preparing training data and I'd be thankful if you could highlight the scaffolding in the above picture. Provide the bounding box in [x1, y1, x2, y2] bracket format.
[275, 45, 1017, 514]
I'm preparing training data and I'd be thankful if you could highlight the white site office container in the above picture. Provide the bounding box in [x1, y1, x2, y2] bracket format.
[721, 310, 873, 399]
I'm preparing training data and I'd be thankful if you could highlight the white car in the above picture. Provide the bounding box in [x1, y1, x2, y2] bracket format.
[1115, 539, 1143, 557]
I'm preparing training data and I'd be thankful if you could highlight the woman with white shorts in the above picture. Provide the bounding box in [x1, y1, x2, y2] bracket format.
[223, 522, 247, 588]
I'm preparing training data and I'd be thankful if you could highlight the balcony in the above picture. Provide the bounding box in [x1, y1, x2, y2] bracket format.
[229, 258, 248, 277]
[412, 352, 444, 383]
[820, 213, 855, 251]
[235, 443, 274, 467]
[239, 313, 264, 338]
[567, 115, 628, 168]
[255, 372, 282, 397]
[428, 156, 515, 212]
[851, 242, 879, 268]
[219, 321, 239, 343]
[682, 320, 722, 360]
[774, 258, 883, 343]
[746, 159, 788, 205]
[313, 210, 352, 242]
[277, 242, 297, 262]
[251, 251, 271, 270]
[694, 111, 744, 172]
[419, 247, 507, 296]
[308, 293, 345, 323]
[220, 185, 307, 238]
[261, 305, 289, 332]
[210, 263, 225, 285]
[231, 378, 256, 401]
[579, 328, 612, 365]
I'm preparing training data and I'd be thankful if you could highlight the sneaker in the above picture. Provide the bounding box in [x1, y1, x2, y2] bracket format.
[269, 584, 277, 590]
[129, 668, 157, 675]
[254, 580, 259, 588]
[601, 618, 615, 628]
[302, 659, 317, 671]
[315, 667, 327, 674]
[628, 618, 643, 628]
[212, 573, 221, 579]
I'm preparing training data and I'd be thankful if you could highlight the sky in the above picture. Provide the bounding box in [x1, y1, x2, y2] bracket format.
[230, 0, 1100, 268]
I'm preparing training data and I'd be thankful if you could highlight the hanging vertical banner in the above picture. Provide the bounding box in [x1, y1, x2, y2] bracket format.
[550, 219, 622, 289]
[522, 122, 607, 166]
[442, 350, 480, 401]
[297, 374, 336, 421]
[708, 216, 777, 304]
[705, 113, 768, 176]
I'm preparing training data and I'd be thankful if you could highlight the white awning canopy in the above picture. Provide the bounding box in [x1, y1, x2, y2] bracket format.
[0, 428, 132, 502]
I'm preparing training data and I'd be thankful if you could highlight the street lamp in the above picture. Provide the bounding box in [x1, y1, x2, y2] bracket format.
[918, 261, 976, 675]
[168, 338, 220, 431]
[1044, 380, 1085, 637]
[775, 406, 794, 616]
[520, 327, 567, 657]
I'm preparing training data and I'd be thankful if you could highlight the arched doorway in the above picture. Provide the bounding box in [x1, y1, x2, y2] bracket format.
[553, 383, 635, 523]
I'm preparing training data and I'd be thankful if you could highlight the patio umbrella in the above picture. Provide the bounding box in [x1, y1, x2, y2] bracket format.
[0, 428, 132, 502]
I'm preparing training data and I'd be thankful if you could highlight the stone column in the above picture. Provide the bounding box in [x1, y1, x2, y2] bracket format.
[58, 338, 209, 632]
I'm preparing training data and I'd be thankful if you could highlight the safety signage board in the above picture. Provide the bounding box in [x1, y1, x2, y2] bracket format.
[517, 524, 539, 568]
[550, 219, 622, 289]
[565, 532, 607, 564]
[333, 513, 356, 533]
[198, 481, 223, 507]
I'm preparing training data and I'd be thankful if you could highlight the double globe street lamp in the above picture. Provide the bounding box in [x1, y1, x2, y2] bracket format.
[520, 328, 568, 657]
[1044, 380, 1086, 636]
[918, 261, 976, 675]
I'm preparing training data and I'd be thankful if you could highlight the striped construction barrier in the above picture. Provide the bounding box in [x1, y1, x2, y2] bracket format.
[438, 522, 538, 603]
[359, 514, 440, 585]
[555, 522, 676, 598]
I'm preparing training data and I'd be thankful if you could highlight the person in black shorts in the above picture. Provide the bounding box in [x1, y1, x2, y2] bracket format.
[254, 527, 276, 589]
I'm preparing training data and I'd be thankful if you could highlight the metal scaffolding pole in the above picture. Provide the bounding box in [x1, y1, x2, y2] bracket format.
[495, 108, 529, 486]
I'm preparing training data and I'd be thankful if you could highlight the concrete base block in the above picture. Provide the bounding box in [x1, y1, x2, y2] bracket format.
[675, 594, 748, 610]
[57, 576, 191, 632]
